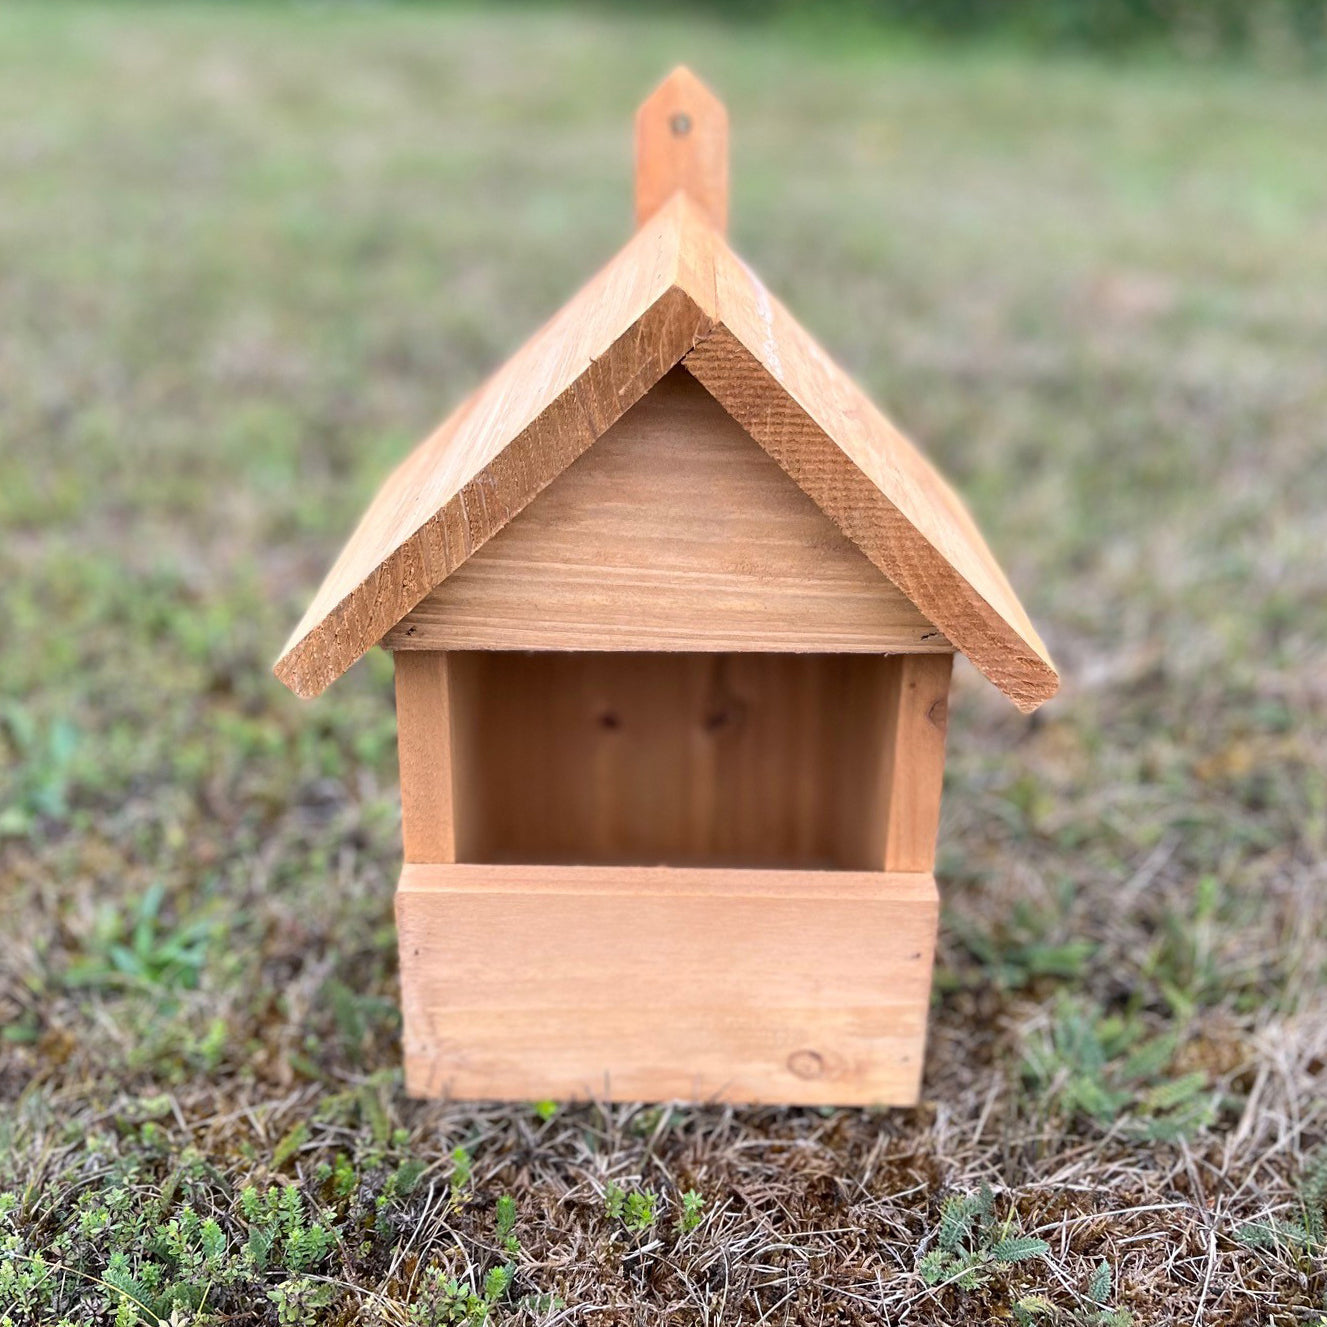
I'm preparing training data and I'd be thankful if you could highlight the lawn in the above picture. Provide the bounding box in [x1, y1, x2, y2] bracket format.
[2, 4, 1326, 1323]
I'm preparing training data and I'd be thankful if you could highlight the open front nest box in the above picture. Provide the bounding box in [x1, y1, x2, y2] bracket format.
[276, 68, 1057, 1107]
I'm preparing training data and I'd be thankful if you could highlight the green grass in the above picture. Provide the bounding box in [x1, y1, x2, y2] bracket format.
[2, 3, 1326, 1322]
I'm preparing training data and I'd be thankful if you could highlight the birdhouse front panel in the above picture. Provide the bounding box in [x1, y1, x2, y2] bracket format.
[274, 69, 1056, 1108]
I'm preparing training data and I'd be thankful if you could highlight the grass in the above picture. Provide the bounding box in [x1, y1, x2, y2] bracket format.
[2, 2, 1326, 1322]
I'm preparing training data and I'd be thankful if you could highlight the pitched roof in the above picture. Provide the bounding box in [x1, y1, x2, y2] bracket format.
[274, 191, 1056, 711]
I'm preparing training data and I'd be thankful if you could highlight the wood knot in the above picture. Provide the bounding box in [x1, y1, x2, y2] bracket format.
[702, 693, 746, 735]
[926, 697, 948, 728]
[787, 1049, 825, 1080]
[703, 707, 732, 733]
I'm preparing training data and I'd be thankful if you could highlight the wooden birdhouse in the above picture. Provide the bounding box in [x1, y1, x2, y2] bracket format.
[275, 69, 1057, 1107]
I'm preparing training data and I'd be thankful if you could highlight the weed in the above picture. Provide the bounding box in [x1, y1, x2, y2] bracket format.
[391, 1157, 428, 1199]
[269, 1274, 337, 1323]
[677, 1189, 705, 1235]
[408, 1268, 491, 1325]
[449, 1146, 473, 1209]
[0, 701, 78, 836]
[1013, 1295, 1056, 1324]
[324, 978, 402, 1067]
[63, 883, 212, 994]
[918, 1185, 1050, 1291]
[0, 1241, 58, 1325]
[1140, 875, 1229, 1017]
[1021, 999, 1218, 1141]
[604, 1180, 659, 1234]
[272, 1122, 309, 1169]
[1237, 1146, 1327, 1261]
[1073, 1259, 1135, 1326]
[943, 895, 1095, 993]
[407, 1201, 520, 1324]
[625, 1189, 658, 1232]
[496, 1194, 519, 1254]
[238, 1184, 337, 1274]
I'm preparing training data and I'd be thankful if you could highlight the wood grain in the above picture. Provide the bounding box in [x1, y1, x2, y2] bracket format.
[635, 66, 728, 234]
[682, 238, 1057, 711]
[393, 652, 456, 863]
[274, 196, 717, 699]
[396, 862, 938, 1105]
[384, 371, 946, 655]
[441, 650, 933, 871]
[877, 653, 953, 871]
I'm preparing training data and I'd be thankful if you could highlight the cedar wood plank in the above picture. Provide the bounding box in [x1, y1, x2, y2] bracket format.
[383, 371, 949, 655]
[397, 862, 937, 1105]
[275, 197, 717, 699]
[635, 67, 729, 234]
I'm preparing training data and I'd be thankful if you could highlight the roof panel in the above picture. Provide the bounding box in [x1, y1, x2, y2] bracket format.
[275, 195, 1056, 709]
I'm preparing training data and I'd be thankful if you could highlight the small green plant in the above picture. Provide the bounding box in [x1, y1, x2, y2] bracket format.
[604, 1180, 658, 1234]
[383, 1156, 427, 1204]
[624, 1189, 658, 1232]
[238, 1184, 337, 1273]
[677, 1189, 705, 1235]
[532, 1100, 558, 1122]
[944, 896, 1095, 993]
[97, 1204, 234, 1323]
[409, 1256, 514, 1325]
[1138, 874, 1254, 1018]
[316, 1152, 359, 1203]
[1073, 1259, 1135, 1325]
[64, 882, 213, 994]
[323, 978, 402, 1067]
[918, 1185, 1050, 1291]
[409, 1267, 489, 1325]
[1237, 1146, 1327, 1260]
[1013, 1295, 1056, 1324]
[0, 1238, 59, 1325]
[271, 1121, 309, 1169]
[269, 1274, 337, 1322]
[0, 701, 78, 836]
[1022, 998, 1217, 1141]
[449, 1146, 473, 1209]
[495, 1194, 519, 1254]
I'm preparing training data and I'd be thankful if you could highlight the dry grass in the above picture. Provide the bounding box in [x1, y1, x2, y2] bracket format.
[1, 4, 1325, 1324]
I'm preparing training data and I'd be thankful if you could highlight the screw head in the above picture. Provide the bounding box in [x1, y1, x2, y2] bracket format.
[669, 112, 692, 136]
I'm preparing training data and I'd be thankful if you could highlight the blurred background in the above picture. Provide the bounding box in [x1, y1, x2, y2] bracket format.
[3, 2, 1325, 1324]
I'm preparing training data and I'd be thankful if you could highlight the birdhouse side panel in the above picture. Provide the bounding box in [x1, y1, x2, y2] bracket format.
[394, 651, 458, 864]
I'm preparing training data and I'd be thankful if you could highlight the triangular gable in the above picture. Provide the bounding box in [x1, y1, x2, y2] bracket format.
[275, 194, 1056, 711]
[383, 369, 947, 654]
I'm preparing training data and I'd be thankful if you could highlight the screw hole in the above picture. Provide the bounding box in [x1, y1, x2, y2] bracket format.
[669, 112, 692, 136]
[598, 711, 621, 732]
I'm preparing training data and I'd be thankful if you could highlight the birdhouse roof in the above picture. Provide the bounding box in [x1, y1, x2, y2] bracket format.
[275, 74, 1057, 712]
